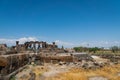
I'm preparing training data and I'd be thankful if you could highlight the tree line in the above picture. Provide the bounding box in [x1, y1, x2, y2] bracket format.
[73, 46, 120, 53]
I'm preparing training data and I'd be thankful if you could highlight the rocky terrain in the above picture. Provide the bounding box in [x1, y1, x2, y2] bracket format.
[12, 55, 120, 80]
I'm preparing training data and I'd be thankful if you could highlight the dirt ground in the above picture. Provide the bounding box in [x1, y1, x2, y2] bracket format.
[14, 56, 120, 80]
[15, 63, 71, 80]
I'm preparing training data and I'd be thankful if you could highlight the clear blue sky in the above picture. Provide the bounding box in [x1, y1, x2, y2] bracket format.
[0, 0, 120, 47]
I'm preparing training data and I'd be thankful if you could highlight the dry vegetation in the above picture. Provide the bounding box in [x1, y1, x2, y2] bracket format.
[15, 62, 120, 80]
[46, 64, 120, 80]
[15, 65, 48, 80]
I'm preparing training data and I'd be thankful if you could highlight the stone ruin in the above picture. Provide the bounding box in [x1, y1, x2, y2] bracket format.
[14, 41, 64, 53]
[0, 41, 66, 80]
[0, 41, 116, 80]
[0, 44, 7, 55]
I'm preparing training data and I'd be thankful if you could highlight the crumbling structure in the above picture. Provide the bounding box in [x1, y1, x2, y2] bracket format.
[14, 41, 64, 53]
[0, 41, 109, 80]
[0, 41, 65, 80]
[0, 44, 7, 55]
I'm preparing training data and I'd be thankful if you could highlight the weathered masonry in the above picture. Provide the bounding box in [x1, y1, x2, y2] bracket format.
[0, 41, 65, 80]
[0, 41, 93, 80]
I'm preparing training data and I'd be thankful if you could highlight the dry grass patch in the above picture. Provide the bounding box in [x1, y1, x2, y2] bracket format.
[46, 64, 120, 80]
[32, 65, 48, 80]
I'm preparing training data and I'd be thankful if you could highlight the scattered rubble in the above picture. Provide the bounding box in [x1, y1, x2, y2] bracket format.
[0, 41, 120, 80]
[28, 71, 36, 80]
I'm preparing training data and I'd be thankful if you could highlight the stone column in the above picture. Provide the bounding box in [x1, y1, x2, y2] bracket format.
[16, 41, 19, 52]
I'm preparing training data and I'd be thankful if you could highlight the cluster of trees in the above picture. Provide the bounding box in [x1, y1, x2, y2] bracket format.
[73, 46, 120, 53]
[110, 46, 120, 53]
[73, 47, 101, 53]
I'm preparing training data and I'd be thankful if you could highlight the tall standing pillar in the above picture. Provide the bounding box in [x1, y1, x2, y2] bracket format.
[16, 41, 19, 52]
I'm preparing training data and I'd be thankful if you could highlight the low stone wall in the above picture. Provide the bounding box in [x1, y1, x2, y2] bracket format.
[0, 53, 33, 76]
[37, 56, 73, 63]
